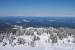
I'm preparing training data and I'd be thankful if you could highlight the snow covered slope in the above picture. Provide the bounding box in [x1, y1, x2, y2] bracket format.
[0, 26, 75, 50]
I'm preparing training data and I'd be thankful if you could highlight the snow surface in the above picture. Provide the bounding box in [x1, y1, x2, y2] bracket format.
[0, 27, 75, 50]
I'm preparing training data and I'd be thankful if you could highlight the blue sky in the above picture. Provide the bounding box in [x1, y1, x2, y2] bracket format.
[0, 0, 75, 16]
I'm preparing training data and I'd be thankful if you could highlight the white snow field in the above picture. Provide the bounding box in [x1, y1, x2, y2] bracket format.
[0, 26, 75, 50]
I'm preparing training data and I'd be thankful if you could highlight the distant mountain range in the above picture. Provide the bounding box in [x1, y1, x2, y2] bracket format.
[0, 16, 75, 31]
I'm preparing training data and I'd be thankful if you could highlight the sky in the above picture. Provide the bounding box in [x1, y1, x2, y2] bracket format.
[0, 0, 75, 17]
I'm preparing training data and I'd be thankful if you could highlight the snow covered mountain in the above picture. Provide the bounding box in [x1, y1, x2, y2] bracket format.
[0, 26, 75, 50]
